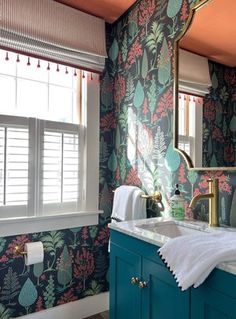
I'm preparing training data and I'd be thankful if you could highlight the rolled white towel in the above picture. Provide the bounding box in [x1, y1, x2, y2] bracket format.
[132, 188, 146, 220]
[111, 185, 139, 222]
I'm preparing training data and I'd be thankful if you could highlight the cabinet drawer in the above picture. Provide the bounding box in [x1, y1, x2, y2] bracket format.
[110, 229, 164, 266]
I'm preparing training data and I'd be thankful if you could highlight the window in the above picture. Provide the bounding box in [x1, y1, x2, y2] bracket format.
[0, 50, 87, 218]
[0, 0, 102, 231]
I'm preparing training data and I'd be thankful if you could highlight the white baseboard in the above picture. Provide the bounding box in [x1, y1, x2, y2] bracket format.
[19, 292, 109, 319]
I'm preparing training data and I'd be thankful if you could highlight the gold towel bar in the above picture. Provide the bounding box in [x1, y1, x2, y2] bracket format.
[112, 190, 162, 202]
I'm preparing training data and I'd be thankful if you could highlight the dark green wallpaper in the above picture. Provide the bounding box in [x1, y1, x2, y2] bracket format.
[1, 0, 236, 318]
[0, 226, 109, 318]
[203, 60, 236, 167]
[99, 0, 236, 227]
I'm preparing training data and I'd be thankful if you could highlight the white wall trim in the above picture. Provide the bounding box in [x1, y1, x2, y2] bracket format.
[81, 73, 100, 212]
[0, 210, 102, 237]
[19, 292, 109, 319]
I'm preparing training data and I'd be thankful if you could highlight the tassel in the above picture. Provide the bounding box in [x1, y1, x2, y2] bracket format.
[56, 64, 59, 72]
[65, 67, 68, 74]
[37, 60, 40, 68]
[16, 54, 20, 63]
[5, 52, 9, 61]
[74, 69, 77, 76]
[47, 62, 50, 71]
[27, 57, 31, 66]
[82, 71, 85, 79]
[91, 73, 93, 80]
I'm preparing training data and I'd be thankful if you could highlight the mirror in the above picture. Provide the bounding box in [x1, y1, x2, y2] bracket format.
[174, 0, 236, 170]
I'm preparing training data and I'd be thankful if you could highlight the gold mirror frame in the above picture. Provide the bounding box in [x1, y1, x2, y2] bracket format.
[173, 0, 236, 171]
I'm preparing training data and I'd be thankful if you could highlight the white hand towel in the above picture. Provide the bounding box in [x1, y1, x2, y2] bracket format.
[111, 185, 139, 221]
[132, 189, 146, 220]
[158, 231, 236, 291]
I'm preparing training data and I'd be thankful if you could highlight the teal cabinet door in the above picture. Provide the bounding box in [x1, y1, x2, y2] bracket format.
[109, 243, 142, 319]
[142, 259, 190, 319]
[191, 286, 236, 319]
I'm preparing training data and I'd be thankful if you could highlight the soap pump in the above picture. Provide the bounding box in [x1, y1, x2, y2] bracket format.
[170, 184, 185, 220]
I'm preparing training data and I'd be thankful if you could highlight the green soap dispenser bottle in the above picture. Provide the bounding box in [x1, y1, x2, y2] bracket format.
[170, 184, 185, 220]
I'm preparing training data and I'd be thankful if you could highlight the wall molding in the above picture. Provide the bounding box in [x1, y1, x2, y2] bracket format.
[20, 292, 109, 319]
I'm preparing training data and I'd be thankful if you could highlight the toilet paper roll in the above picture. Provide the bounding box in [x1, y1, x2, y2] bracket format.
[24, 242, 44, 266]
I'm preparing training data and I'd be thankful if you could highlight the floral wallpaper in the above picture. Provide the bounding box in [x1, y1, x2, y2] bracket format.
[99, 0, 236, 227]
[0, 225, 109, 318]
[203, 60, 236, 167]
[1, 0, 236, 318]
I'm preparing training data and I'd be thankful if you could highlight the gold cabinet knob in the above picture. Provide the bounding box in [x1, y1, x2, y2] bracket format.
[139, 281, 148, 289]
[131, 277, 139, 285]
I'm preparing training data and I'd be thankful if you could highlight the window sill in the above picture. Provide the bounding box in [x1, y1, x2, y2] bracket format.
[0, 210, 102, 237]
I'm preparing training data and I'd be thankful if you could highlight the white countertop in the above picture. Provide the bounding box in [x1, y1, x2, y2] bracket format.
[109, 217, 236, 276]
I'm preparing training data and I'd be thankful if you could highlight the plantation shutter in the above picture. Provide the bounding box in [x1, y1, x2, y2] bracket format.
[40, 120, 81, 214]
[0, 116, 29, 217]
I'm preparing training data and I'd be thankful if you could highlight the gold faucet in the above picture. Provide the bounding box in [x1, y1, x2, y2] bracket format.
[189, 178, 219, 227]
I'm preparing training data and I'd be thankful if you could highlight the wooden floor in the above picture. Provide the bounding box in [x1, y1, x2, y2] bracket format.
[84, 311, 109, 319]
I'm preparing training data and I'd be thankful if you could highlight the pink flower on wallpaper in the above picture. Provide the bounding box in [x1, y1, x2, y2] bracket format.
[100, 112, 116, 132]
[0, 255, 8, 263]
[156, 87, 173, 117]
[178, 163, 187, 183]
[199, 175, 211, 190]
[151, 114, 158, 123]
[118, 51, 122, 65]
[212, 126, 224, 143]
[94, 225, 110, 246]
[224, 69, 236, 85]
[129, 5, 139, 23]
[220, 182, 231, 193]
[125, 167, 141, 187]
[204, 100, 216, 122]
[138, 0, 155, 25]
[57, 289, 77, 305]
[224, 144, 234, 163]
[193, 188, 201, 197]
[6, 235, 29, 258]
[74, 248, 95, 281]
[140, 28, 146, 38]
[115, 166, 121, 182]
[35, 296, 44, 312]
[81, 227, 89, 241]
[180, 0, 188, 22]
[142, 98, 149, 114]
[114, 74, 126, 104]
[199, 172, 231, 194]
[127, 38, 143, 66]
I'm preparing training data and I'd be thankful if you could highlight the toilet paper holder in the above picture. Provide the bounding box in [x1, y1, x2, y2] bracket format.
[13, 245, 27, 256]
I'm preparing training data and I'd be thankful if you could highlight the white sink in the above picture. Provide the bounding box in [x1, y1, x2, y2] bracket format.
[136, 221, 206, 238]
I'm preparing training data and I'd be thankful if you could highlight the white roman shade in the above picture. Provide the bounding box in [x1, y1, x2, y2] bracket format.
[179, 49, 212, 96]
[0, 0, 107, 71]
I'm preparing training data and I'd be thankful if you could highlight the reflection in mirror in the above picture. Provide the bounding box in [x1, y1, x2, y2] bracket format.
[175, 0, 236, 169]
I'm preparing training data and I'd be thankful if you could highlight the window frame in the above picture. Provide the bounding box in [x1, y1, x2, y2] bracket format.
[0, 71, 101, 233]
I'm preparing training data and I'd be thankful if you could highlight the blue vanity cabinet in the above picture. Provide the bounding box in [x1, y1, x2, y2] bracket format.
[109, 242, 142, 319]
[110, 229, 190, 319]
[142, 258, 190, 319]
